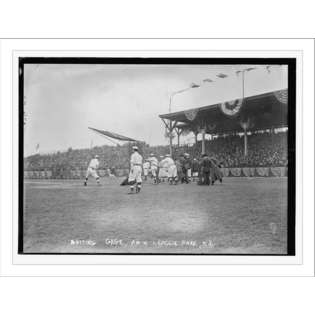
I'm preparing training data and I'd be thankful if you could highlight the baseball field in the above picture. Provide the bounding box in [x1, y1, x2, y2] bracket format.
[22, 177, 288, 254]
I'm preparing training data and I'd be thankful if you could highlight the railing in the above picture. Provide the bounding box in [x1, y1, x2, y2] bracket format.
[24, 167, 287, 179]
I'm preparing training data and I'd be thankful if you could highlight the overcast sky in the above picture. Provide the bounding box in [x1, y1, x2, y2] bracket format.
[24, 63, 288, 156]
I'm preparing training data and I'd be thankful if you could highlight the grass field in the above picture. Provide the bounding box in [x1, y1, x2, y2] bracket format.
[23, 177, 288, 254]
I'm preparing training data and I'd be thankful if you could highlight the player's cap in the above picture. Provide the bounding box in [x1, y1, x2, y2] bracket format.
[95, 155, 99, 158]
[132, 146, 138, 150]
[150, 153, 155, 156]
[165, 154, 170, 157]
[184, 152, 189, 156]
[160, 155, 164, 158]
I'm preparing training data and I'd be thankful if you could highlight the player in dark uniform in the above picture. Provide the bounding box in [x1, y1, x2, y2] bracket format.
[197, 156, 204, 185]
[181, 153, 191, 184]
[175, 157, 183, 184]
[200, 153, 212, 185]
[209, 156, 223, 185]
[178, 154, 186, 183]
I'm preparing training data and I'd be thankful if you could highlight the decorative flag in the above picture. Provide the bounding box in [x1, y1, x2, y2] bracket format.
[203, 78, 214, 83]
[216, 73, 228, 79]
[35, 143, 40, 153]
[190, 82, 200, 88]
[184, 108, 199, 121]
[220, 99, 243, 116]
[236, 67, 256, 76]
[207, 123, 216, 132]
[273, 89, 288, 104]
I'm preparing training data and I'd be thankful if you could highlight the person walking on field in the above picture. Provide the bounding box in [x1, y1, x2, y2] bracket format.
[128, 146, 143, 194]
[84, 155, 101, 186]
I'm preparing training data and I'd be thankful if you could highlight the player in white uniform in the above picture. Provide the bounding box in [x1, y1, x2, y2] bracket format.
[128, 146, 143, 193]
[158, 155, 168, 183]
[164, 154, 178, 185]
[148, 153, 158, 184]
[84, 155, 101, 186]
[142, 159, 150, 181]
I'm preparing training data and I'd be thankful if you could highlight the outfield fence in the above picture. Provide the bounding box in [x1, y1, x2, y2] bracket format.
[24, 167, 287, 180]
[221, 167, 287, 177]
[24, 168, 129, 180]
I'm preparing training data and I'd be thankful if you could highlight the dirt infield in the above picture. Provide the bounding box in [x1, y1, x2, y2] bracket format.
[22, 177, 288, 254]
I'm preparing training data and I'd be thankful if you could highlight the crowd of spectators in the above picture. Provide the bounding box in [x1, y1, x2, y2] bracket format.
[24, 131, 288, 174]
[177, 132, 288, 168]
[24, 145, 131, 177]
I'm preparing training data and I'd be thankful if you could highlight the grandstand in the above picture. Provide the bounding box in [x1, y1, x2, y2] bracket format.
[159, 89, 288, 153]
[159, 88, 288, 177]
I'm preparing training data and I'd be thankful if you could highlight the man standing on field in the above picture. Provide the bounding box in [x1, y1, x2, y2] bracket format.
[164, 154, 177, 185]
[148, 153, 158, 184]
[142, 159, 150, 181]
[84, 155, 101, 186]
[128, 146, 143, 194]
[158, 155, 168, 183]
[182, 153, 191, 184]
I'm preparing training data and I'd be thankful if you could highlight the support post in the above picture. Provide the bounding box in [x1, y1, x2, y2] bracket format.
[169, 121, 173, 156]
[244, 128, 248, 156]
[174, 128, 182, 147]
[194, 132, 198, 145]
[201, 128, 206, 155]
[161, 118, 175, 156]
[169, 121, 178, 155]
[242, 70, 245, 99]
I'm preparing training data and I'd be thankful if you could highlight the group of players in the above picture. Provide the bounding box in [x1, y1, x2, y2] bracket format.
[84, 146, 223, 194]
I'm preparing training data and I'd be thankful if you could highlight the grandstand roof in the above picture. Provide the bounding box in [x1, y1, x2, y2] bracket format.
[159, 89, 288, 134]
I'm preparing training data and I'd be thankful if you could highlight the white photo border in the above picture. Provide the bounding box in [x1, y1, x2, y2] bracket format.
[0, 39, 313, 276]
